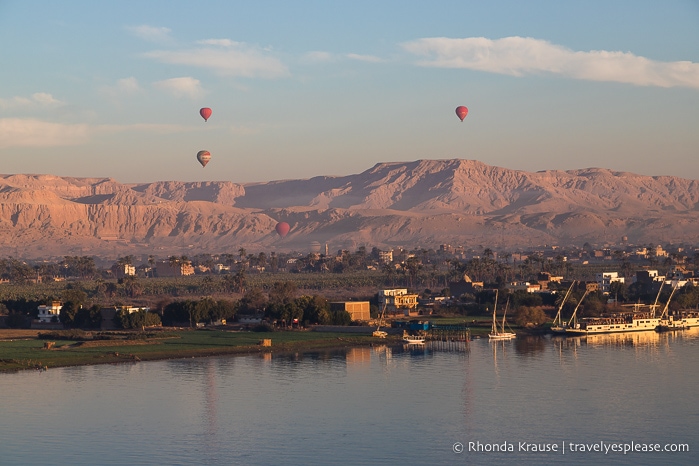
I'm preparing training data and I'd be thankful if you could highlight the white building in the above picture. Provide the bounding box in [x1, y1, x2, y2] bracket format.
[37, 301, 62, 323]
[596, 272, 625, 293]
[378, 289, 419, 315]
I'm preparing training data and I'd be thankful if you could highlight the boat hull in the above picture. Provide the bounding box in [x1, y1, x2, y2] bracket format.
[403, 337, 426, 345]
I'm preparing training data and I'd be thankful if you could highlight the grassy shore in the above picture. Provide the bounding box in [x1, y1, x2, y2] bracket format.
[0, 328, 397, 373]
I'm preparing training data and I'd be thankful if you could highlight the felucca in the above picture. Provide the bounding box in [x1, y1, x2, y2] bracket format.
[489, 290, 516, 340]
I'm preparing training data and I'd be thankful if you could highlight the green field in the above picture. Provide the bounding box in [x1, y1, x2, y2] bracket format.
[0, 329, 389, 373]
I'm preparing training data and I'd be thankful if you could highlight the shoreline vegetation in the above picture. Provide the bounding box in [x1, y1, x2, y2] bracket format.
[0, 328, 408, 373]
[0, 320, 491, 373]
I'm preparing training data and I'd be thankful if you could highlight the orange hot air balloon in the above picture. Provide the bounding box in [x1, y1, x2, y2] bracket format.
[275, 222, 290, 238]
[455, 106, 468, 122]
[200, 107, 212, 122]
[196, 150, 211, 167]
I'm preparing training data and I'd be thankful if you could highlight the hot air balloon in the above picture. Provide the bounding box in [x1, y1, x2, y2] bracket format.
[455, 106, 468, 122]
[200, 107, 212, 122]
[275, 222, 290, 238]
[197, 150, 211, 167]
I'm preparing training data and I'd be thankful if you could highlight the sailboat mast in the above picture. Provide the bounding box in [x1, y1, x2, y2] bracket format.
[492, 289, 499, 334]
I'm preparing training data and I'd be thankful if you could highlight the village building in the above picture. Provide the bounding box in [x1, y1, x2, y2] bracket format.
[378, 250, 393, 264]
[330, 301, 371, 321]
[506, 281, 542, 293]
[111, 263, 136, 279]
[37, 301, 62, 323]
[595, 272, 624, 293]
[448, 275, 484, 298]
[100, 306, 150, 330]
[378, 289, 419, 316]
[155, 260, 195, 277]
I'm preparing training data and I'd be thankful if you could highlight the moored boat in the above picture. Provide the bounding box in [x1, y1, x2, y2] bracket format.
[565, 312, 660, 335]
[655, 284, 699, 331]
[402, 333, 426, 345]
[488, 290, 516, 340]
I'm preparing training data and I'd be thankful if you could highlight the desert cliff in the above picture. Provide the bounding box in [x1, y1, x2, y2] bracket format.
[2, 159, 698, 259]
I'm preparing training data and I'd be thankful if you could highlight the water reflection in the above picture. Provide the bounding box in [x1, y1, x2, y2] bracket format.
[3, 332, 698, 466]
[512, 334, 547, 356]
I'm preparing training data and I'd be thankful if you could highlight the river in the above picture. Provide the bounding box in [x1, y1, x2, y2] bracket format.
[2, 329, 698, 465]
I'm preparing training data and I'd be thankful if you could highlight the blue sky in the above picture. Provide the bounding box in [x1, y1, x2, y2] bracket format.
[1, 0, 698, 183]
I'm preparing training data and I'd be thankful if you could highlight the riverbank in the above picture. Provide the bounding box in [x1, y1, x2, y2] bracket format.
[0, 328, 400, 373]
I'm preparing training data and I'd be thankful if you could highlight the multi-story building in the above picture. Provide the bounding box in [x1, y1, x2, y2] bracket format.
[378, 289, 419, 316]
[596, 272, 624, 293]
[37, 301, 62, 323]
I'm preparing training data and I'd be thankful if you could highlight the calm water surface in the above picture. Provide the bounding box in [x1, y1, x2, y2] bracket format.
[2, 329, 698, 465]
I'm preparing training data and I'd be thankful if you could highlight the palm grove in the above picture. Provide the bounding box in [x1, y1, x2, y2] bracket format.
[2, 243, 699, 329]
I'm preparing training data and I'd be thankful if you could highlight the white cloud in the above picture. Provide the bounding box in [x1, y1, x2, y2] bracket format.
[0, 93, 63, 109]
[153, 77, 205, 99]
[116, 77, 141, 94]
[402, 36, 699, 89]
[0, 118, 89, 148]
[197, 39, 235, 47]
[99, 77, 143, 103]
[31, 92, 62, 105]
[346, 53, 382, 63]
[126, 25, 173, 43]
[144, 42, 289, 78]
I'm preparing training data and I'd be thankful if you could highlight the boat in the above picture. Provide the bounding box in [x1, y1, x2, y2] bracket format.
[402, 331, 426, 345]
[564, 311, 661, 336]
[488, 290, 516, 340]
[655, 283, 699, 331]
[550, 281, 577, 334]
[556, 284, 663, 336]
[657, 310, 699, 331]
[553, 288, 591, 335]
[373, 304, 388, 338]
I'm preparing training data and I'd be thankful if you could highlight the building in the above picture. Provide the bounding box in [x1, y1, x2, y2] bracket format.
[100, 305, 150, 329]
[448, 274, 484, 298]
[378, 289, 419, 316]
[155, 260, 195, 277]
[37, 301, 62, 323]
[111, 263, 136, 279]
[330, 301, 371, 321]
[595, 272, 624, 293]
[378, 250, 393, 264]
[506, 281, 542, 293]
[635, 270, 665, 285]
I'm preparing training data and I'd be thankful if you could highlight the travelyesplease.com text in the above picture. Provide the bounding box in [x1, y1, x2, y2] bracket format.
[452, 440, 690, 455]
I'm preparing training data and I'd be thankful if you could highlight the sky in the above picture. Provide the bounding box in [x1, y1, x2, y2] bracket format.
[1, 0, 698, 184]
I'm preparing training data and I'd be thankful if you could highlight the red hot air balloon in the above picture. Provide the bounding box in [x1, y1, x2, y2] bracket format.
[197, 150, 211, 167]
[275, 222, 290, 238]
[455, 106, 468, 122]
[200, 107, 212, 122]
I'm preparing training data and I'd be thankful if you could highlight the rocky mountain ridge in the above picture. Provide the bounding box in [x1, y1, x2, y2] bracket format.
[2, 159, 698, 259]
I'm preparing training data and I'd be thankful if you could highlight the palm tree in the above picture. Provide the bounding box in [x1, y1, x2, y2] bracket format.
[232, 269, 247, 294]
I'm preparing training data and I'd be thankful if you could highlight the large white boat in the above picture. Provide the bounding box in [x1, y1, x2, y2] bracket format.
[565, 312, 660, 335]
[489, 290, 516, 340]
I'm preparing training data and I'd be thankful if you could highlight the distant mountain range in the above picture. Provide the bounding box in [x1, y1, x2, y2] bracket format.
[2, 159, 699, 259]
